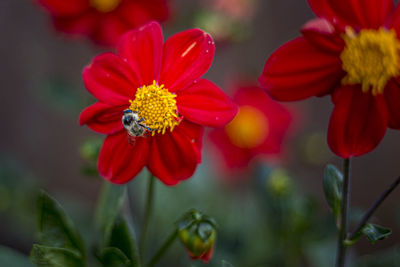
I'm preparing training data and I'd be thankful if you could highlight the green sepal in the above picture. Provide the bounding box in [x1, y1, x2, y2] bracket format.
[36, 191, 85, 259]
[323, 165, 343, 227]
[106, 218, 140, 267]
[361, 223, 392, 244]
[30, 244, 84, 267]
[97, 247, 131, 267]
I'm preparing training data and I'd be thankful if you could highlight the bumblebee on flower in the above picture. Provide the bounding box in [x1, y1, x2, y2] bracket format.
[79, 22, 237, 185]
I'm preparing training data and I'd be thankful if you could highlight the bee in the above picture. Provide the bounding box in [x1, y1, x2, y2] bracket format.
[122, 109, 153, 143]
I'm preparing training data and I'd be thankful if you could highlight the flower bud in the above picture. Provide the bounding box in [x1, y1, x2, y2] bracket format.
[266, 168, 292, 196]
[176, 209, 217, 263]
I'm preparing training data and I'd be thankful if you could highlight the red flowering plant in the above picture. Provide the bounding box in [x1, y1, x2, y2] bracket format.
[79, 21, 237, 185]
[259, 0, 400, 158]
[36, 0, 170, 46]
[209, 82, 293, 172]
[258, 1, 400, 266]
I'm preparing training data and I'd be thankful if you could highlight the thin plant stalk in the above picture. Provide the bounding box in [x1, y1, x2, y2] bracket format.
[348, 175, 400, 240]
[146, 229, 178, 267]
[139, 173, 156, 261]
[336, 158, 351, 267]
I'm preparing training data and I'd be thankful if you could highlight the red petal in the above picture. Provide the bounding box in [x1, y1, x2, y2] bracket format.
[258, 37, 343, 101]
[117, 22, 163, 85]
[147, 121, 202, 185]
[308, 0, 393, 29]
[301, 18, 344, 53]
[177, 79, 237, 127]
[83, 53, 139, 105]
[93, 13, 127, 46]
[387, 5, 400, 36]
[36, 0, 88, 16]
[53, 12, 97, 36]
[79, 102, 126, 134]
[328, 85, 389, 158]
[119, 0, 169, 27]
[177, 120, 203, 163]
[385, 81, 400, 129]
[209, 129, 252, 169]
[98, 132, 149, 184]
[159, 29, 215, 92]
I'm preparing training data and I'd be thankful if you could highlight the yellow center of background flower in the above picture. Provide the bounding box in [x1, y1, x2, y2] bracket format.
[129, 81, 180, 136]
[90, 0, 121, 13]
[340, 27, 400, 95]
[225, 105, 269, 149]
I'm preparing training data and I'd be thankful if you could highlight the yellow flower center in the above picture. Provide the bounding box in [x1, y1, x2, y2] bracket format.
[340, 27, 400, 95]
[128, 81, 180, 136]
[225, 106, 269, 149]
[90, 0, 121, 13]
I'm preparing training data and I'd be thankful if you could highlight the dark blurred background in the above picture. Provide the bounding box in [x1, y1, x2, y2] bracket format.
[1, 0, 400, 266]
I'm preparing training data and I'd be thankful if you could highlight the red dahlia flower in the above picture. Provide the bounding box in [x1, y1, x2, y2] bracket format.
[258, 0, 400, 158]
[79, 22, 237, 185]
[36, 0, 169, 46]
[209, 84, 292, 170]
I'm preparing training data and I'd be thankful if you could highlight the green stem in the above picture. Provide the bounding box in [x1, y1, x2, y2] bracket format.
[126, 183, 141, 267]
[146, 230, 178, 267]
[348, 175, 400, 240]
[336, 158, 351, 267]
[139, 173, 156, 262]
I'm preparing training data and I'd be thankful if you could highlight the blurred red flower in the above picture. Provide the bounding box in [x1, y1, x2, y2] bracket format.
[209, 84, 292, 170]
[259, 0, 400, 158]
[36, 0, 169, 46]
[79, 22, 237, 185]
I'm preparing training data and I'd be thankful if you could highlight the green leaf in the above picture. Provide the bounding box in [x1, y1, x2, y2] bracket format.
[361, 223, 392, 244]
[108, 219, 140, 267]
[95, 182, 126, 246]
[323, 165, 343, 225]
[37, 191, 85, 258]
[98, 247, 130, 267]
[0, 245, 33, 267]
[30, 245, 83, 267]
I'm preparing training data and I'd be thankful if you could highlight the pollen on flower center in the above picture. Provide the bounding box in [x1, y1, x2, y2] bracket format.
[225, 106, 269, 149]
[90, 0, 121, 13]
[128, 81, 180, 136]
[340, 27, 400, 95]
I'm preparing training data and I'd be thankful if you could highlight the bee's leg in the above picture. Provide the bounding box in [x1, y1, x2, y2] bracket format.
[137, 118, 145, 123]
[139, 124, 154, 132]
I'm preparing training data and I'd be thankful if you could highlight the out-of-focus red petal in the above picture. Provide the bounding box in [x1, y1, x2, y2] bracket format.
[307, 0, 393, 29]
[117, 22, 163, 85]
[83, 53, 139, 105]
[37, 0, 88, 16]
[301, 18, 344, 53]
[258, 37, 343, 101]
[79, 102, 126, 134]
[147, 121, 202, 185]
[328, 85, 389, 158]
[209, 129, 252, 169]
[177, 79, 237, 127]
[385, 80, 400, 129]
[119, 0, 169, 27]
[159, 29, 215, 92]
[93, 14, 127, 47]
[53, 12, 97, 36]
[98, 132, 149, 184]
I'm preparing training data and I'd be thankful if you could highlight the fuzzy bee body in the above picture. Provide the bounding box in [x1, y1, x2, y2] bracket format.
[122, 110, 153, 143]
